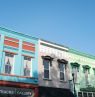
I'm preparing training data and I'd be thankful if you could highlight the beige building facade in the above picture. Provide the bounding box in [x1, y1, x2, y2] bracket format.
[38, 40, 70, 89]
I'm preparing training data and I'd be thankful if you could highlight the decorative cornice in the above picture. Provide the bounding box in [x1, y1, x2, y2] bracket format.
[42, 56, 53, 66]
[57, 59, 68, 64]
[69, 48, 95, 60]
[40, 39, 69, 51]
[42, 55, 53, 61]
[0, 27, 38, 40]
[70, 62, 80, 67]
[82, 65, 91, 69]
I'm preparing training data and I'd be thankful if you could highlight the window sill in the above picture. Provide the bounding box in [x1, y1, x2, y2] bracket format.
[0, 73, 37, 79]
[4, 45, 19, 51]
[43, 78, 52, 81]
[60, 80, 67, 83]
[75, 82, 80, 85]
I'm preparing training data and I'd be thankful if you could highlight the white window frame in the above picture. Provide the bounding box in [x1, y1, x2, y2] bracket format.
[59, 63, 65, 81]
[23, 56, 32, 77]
[72, 66, 78, 83]
[84, 69, 89, 85]
[4, 52, 15, 74]
[43, 59, 51, 79]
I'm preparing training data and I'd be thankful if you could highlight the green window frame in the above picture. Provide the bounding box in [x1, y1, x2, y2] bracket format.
[93, 68, 95, 75]
[70, 62, 80, 72]
[83, 65, 91, 74]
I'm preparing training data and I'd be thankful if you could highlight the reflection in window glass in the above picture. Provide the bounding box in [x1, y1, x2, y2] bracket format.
[24, 56, 31, 76]
[43, 59, 50, 79]
[93, 93, 95, 97]
[4, 53, 14, 74]
[78, 92, 82, 97]
[83, 92, 87, 97]
[59, 63, 65, 80]
[88, 93, 92, 97]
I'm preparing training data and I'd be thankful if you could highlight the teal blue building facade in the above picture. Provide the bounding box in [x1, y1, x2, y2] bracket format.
[0, 27, 39, 97]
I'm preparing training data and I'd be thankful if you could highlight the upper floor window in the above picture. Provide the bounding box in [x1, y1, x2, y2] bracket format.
[84, 69, 89, 85]
[71, 62, 80, 83]
[4, 52, 14, 74]
[72, 67, 78, 82]
[58, 59, 68, 81]
[93, 68, 95, 75]
[83, 65, 91, 85]
[59, 63, 65, 81]
[42, 56, 53, 79]
[24, 56, 32, 76]
[43, 59, 50, 79]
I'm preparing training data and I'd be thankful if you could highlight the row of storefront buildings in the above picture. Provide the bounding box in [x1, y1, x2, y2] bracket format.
[0, 27, 95, 97]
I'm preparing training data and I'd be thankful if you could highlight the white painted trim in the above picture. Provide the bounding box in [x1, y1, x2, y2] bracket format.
[43, 60, 51, 80]
[31, 58, 32, 77]
[5, 39, 19, 43]
[12, 55, 15, 74]
[40, 40, 68, 51]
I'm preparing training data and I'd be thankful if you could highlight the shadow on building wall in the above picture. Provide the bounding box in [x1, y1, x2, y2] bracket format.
[38, 70, 75, 97]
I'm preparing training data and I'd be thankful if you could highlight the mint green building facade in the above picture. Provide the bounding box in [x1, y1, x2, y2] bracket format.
[69, 48, 95, 97]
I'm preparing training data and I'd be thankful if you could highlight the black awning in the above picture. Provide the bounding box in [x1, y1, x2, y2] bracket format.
[39, 86, 75, 97]
[0, 86, 33, 96]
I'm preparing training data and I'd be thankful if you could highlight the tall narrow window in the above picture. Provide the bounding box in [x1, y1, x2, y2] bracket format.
[84, 69, 89, 85]
[42, 56, 53, 79]
[4, 52, 14, 74]
[24, 56, 32, 76]
[93, 68, 95, 75]
[71, 62, 80, 83]
[72, 67, 78, 82]
[43, 59, 50, 79]
[58, 59, 68, 81]
[59, 63, 65, 81]
[83, 65, 90, 85]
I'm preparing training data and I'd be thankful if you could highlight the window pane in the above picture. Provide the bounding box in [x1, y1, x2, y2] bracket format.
[83, 92, 87, 97]
[24, 56, 31, 76]
[59, 63, 65, 71]
[44, 70, 49, 79]
[24, 68, 30, 76]
[4, 53, 14, 74]
[5, 53, 14, 57]
[78, 92, 82, 97]
[43, 60, 49, 69]
[88, 93, 92, 97]
[5, 64, 12, 74]
[85, 70, 89, 85]
[60, 72, 64, 80]
[93, 93, 95, 97]
[24, 56, 31, 61]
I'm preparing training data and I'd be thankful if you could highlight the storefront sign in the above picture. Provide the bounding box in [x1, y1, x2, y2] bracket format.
[0, 86, 33, 96]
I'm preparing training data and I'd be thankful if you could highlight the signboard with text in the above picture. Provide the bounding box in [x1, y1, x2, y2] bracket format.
[0, 86, 33, 96]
